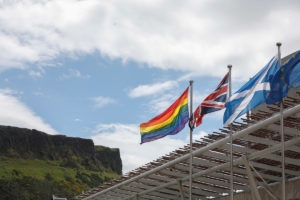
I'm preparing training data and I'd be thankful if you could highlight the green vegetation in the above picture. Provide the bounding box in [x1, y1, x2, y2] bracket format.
[0, 156, 120, 200]
[0, 126, 122, 199]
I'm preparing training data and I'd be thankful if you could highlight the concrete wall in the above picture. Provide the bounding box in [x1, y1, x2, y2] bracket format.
[214, 179, 300, 200]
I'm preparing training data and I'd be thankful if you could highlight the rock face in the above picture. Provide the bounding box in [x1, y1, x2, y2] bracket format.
[95, 146, 122, 175]
[0, 125, 122, 175]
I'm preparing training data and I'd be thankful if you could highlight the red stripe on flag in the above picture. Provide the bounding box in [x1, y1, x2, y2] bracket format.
[203, 86, 227, 101]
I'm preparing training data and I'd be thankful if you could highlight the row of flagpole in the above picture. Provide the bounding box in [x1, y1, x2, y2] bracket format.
[140, 42, 289, 199]
[187, 42, 286, 200]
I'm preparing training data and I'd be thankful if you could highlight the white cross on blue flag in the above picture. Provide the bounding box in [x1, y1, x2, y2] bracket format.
[223, 56, 279, 126]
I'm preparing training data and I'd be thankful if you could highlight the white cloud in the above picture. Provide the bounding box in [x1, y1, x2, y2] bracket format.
[129, 80, 177, 98]
[29, 70, 42, 78]
[192, 91, 207, 109]
[32, 91, 45, 97]
[186, 130, 208, 142]
[91, 123, 186, 173]
[0, 88, 21, 96]
[91, 96, 116, 108]
[0, 89, 57, 134]
[148, 93, 176, 114]
[145, 88, 207, 115]
[60, 69, 90, 80]
[74, 118, 81, 122]
[0, 0, 300, 79]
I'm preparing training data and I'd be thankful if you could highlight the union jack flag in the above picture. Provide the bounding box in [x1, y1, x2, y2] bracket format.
[192, 72, 229, 128]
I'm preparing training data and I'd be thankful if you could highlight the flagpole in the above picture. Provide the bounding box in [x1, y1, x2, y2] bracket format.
[276, 42, 285, 200]
[189, 80, 194, 200]
[227, 65, 233, 200]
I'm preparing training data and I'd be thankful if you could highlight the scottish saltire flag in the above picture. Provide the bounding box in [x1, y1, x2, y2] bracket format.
[267, 51, 300, 104]
[140, 87, 189, 144]
[223, 56, 279, 126]
[193, 72, 229, 127]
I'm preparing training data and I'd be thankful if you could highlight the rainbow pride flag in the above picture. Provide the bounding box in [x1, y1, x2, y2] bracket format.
[140, 87, 189, 144]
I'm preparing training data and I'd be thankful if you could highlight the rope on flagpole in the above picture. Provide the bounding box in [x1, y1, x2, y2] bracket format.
[189, 80, 194, 200]
[276, 42, 286, 200]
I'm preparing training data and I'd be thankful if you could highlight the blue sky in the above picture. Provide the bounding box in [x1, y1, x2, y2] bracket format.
[0, 0, 300, 172]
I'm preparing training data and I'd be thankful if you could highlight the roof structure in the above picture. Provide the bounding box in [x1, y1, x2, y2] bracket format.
[77, 53, 300, 200]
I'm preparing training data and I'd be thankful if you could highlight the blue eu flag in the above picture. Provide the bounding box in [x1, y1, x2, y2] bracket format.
[266, 51, 300, 104]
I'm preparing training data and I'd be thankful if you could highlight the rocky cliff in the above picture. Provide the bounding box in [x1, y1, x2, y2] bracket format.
[0, 125, 122, 199]
[0, 125, 122, 175]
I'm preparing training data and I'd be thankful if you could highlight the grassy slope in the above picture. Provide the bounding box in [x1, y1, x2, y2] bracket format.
[0, 156, 119, 200]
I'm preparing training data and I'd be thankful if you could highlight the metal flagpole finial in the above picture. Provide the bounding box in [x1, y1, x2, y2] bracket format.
[276, 42, 282, 47]
[227, 65, 232, 98]
[276, 42, 282, 68]
[189, 80, 194, 85]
